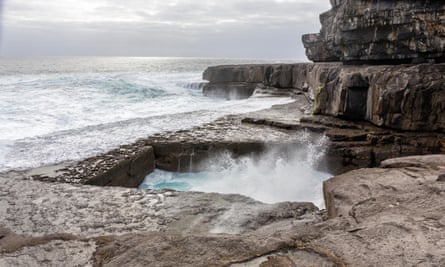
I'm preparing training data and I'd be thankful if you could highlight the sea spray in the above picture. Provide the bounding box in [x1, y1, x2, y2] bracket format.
[140, 132, 331, 207]
[0, 57, 294, 172]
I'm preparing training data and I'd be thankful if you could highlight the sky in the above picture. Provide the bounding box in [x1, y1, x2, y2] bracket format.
[0, 0, 330, 59]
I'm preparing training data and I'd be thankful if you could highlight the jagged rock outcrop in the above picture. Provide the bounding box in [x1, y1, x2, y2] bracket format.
[303, 0, 445, 64]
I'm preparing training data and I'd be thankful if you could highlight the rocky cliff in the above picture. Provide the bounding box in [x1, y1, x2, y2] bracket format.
[303, 0, 445, 64]
[2, 1, 445, 266]
[204, 63, 445, 133]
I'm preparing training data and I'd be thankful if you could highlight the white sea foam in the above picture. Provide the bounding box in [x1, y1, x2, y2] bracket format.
[141, 133, 331, 207]
[0, 57, 293, 171]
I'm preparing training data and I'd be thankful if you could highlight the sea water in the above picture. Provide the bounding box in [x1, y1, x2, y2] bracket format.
[140, 132, 331, 207]
[1, 57, 330, 206]
[0, 57, 293, 171]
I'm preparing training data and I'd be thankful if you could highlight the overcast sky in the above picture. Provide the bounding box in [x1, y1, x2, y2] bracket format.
[0, 0, 330, 59]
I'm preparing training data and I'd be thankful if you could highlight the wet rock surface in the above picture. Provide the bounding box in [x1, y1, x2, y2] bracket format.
[7, 94, 441, 180]
[241, 100, 445, 174]
[4, 154, 444, 266]
[3, 1, 445, 265]
[0, 171, 322, 266]
[3, 97, 320, 180]
[6, 145, 155, 187]
[1, 96, 444, 266]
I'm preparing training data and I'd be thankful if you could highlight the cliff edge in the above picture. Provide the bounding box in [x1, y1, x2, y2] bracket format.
[303, 0, 445, 64]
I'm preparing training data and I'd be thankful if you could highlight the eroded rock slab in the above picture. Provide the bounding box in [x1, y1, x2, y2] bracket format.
[0, 173, 318, 238]
[6, 145, 155, 188]
[312, 155, 445, 266]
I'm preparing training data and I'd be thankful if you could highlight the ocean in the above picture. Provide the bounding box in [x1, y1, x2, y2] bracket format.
[0, 57, 330, 206]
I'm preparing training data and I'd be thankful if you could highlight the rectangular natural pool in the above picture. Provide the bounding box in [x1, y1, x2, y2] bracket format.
[140, 141, 332, 208]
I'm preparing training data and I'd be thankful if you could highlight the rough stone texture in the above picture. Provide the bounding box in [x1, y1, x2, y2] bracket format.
[204, 63, 445, 133]
[303, 0, 445, 63]
[86, 146, 155, 187]
[8, 146, 155, 187]
[202, 63, 341, 99]
[0, 240, 96, 267]
[0, 171, 320, 266]
[203, 63, 339, 95]
[93, 233, 291, 267]
[0, 173, 318, 238]
[93, 233, 343, 267]
[313, 155, 445, 266]
[313, 63, 445, 132]
[203, 82, 257, 99]
[6, 97, 443, 183]
[245, 110, 445, 174]
[144, 114, 321, 173]
[4, 154, 445, 266]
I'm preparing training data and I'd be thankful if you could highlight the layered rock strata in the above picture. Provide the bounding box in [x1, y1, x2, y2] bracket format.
[203, 63, 339, 100]
[303, 0, 445, 64]
[204, 63, 445, 132]
[8, 96, 444, 185]
[7, 145, 155, 188]
[244, 109, 445, 174]
[5, 98, 324, 183]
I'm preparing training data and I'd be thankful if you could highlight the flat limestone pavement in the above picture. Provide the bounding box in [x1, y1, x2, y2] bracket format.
[0, 171, 322, 266]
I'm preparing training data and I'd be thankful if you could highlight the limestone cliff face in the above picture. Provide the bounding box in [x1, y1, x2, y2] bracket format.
[203, 63, 445, 132]
[313, 64, 445, 132]
[303, 0, 445, 63]
[203, 1, 445, 133]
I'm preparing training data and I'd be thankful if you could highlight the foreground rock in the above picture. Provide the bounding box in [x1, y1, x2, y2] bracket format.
[2, 155, 444, 266]
[303, 0, 445, 64]
[311, 155, 445, 266]
[0, 170, 325, 266]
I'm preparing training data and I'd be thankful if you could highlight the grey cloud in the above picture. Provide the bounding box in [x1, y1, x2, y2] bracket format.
[1, 0, 330, 58]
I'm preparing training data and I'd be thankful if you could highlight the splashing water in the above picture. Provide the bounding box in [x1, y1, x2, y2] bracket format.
[140, 133, 331, 207]
[0, 57, 294, 172]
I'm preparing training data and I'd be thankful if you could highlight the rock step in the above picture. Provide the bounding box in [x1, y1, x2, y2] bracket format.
[26, 146, 155, 188]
